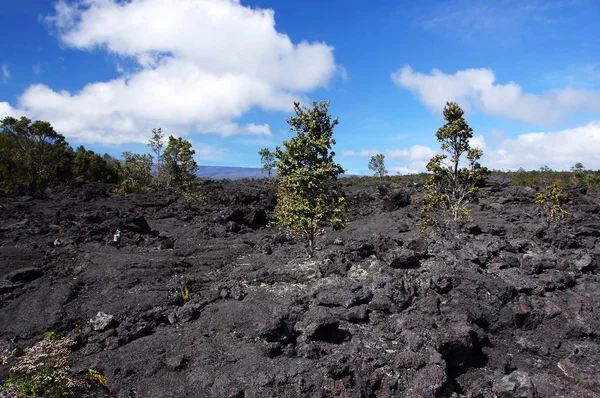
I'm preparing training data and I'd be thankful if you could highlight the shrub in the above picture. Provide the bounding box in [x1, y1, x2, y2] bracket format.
[536, 183, 569, 221]
[115, 151, 153, 195]
[1, 334, 107, 397]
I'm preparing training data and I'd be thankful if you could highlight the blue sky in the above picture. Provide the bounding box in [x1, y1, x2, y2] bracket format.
[1, 0, 599, 174]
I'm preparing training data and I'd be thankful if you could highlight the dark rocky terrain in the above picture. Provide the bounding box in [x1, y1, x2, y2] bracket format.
[0, 177, 599, 397]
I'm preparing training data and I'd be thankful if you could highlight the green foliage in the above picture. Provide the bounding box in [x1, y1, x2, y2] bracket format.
[274, 100, 348, 255]
[368, 153, 387, 177]
[341, 173, 430, 186]
[0, 116, 75, 192]
[536, 183, 569, 220]
[421, 102, 486, 222]
[259, 148, 276, 177]
[161, 136, 198, 187]
[85, 369, 107, 388]
[179, 286, 190, 303]
[508, 164, 600, 190]
[115, 151, 152, 195]
[74, 146, 120, 182]
[569, 163, 600, 192]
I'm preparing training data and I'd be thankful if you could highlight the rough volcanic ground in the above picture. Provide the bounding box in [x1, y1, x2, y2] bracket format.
[0, 177, 599, 397]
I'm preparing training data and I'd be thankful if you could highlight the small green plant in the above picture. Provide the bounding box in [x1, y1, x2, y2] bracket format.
[536, 183, 569, 220]
[416, 216, 436, 234]
[180, 180, 205, 204]
[86, 369, 107, 388]
[179, 286, 190, 303]
[420, 102, 485, 226]
[368, 153, 387, 177]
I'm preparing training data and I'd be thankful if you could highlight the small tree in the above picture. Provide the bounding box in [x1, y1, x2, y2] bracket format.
[274, 100, 348, 256]
[259, 148, 275, 177]
[148, 128, 164, 179]
[421, 102, 485, 222]
[368, 153, 387, 177]
[161, 136, 198, 187]
[115, 151, 152, 194]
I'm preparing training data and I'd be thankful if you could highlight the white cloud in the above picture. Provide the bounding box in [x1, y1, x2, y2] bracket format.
[195, 120, 271, 137]
[341, 149, 379, 158]
[486, 121, 600, 171]
[9, 0, 340, 144]
[470, 135, 486, 151]
[1, 65, 9, 82]
[390, 162, 428, 176]
[342, 145, 436, 162]
[392, 65, 600, 125]
[343, 121, 600, 174]
[386, 145, 437, 161]
[0, 102, 20, 118]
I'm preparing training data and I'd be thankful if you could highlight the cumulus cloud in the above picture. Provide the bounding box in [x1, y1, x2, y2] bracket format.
[6, 0, 340, 144]
[392, 65, 600, 125]
[343, 123, 600, 174]
[195, 121, 271, 137]
[1, 65, 9, 82]
[487, 121, 600, 171]
[470, 135, 486, 151]
[0, 102, 20, 118]
[341, 149, 379, 158]
[342, 145, 436, 162]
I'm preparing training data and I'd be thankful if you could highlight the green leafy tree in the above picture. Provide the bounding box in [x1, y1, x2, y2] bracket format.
[259, 148, 275, 177]
[0, 116, 74, 192]
[115, 151, 152, 194]
[148, 128, 164, 179]
[102, 153, 123, 183]
[421, 102, 485, 222]
[161, 136, 198, 186]
[274, 100, 348, 256]
[73, 146, 120, 182]
[368, 153, 387, 177]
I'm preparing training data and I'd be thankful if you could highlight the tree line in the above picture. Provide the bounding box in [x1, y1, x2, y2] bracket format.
[0, 117, 199, 196]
